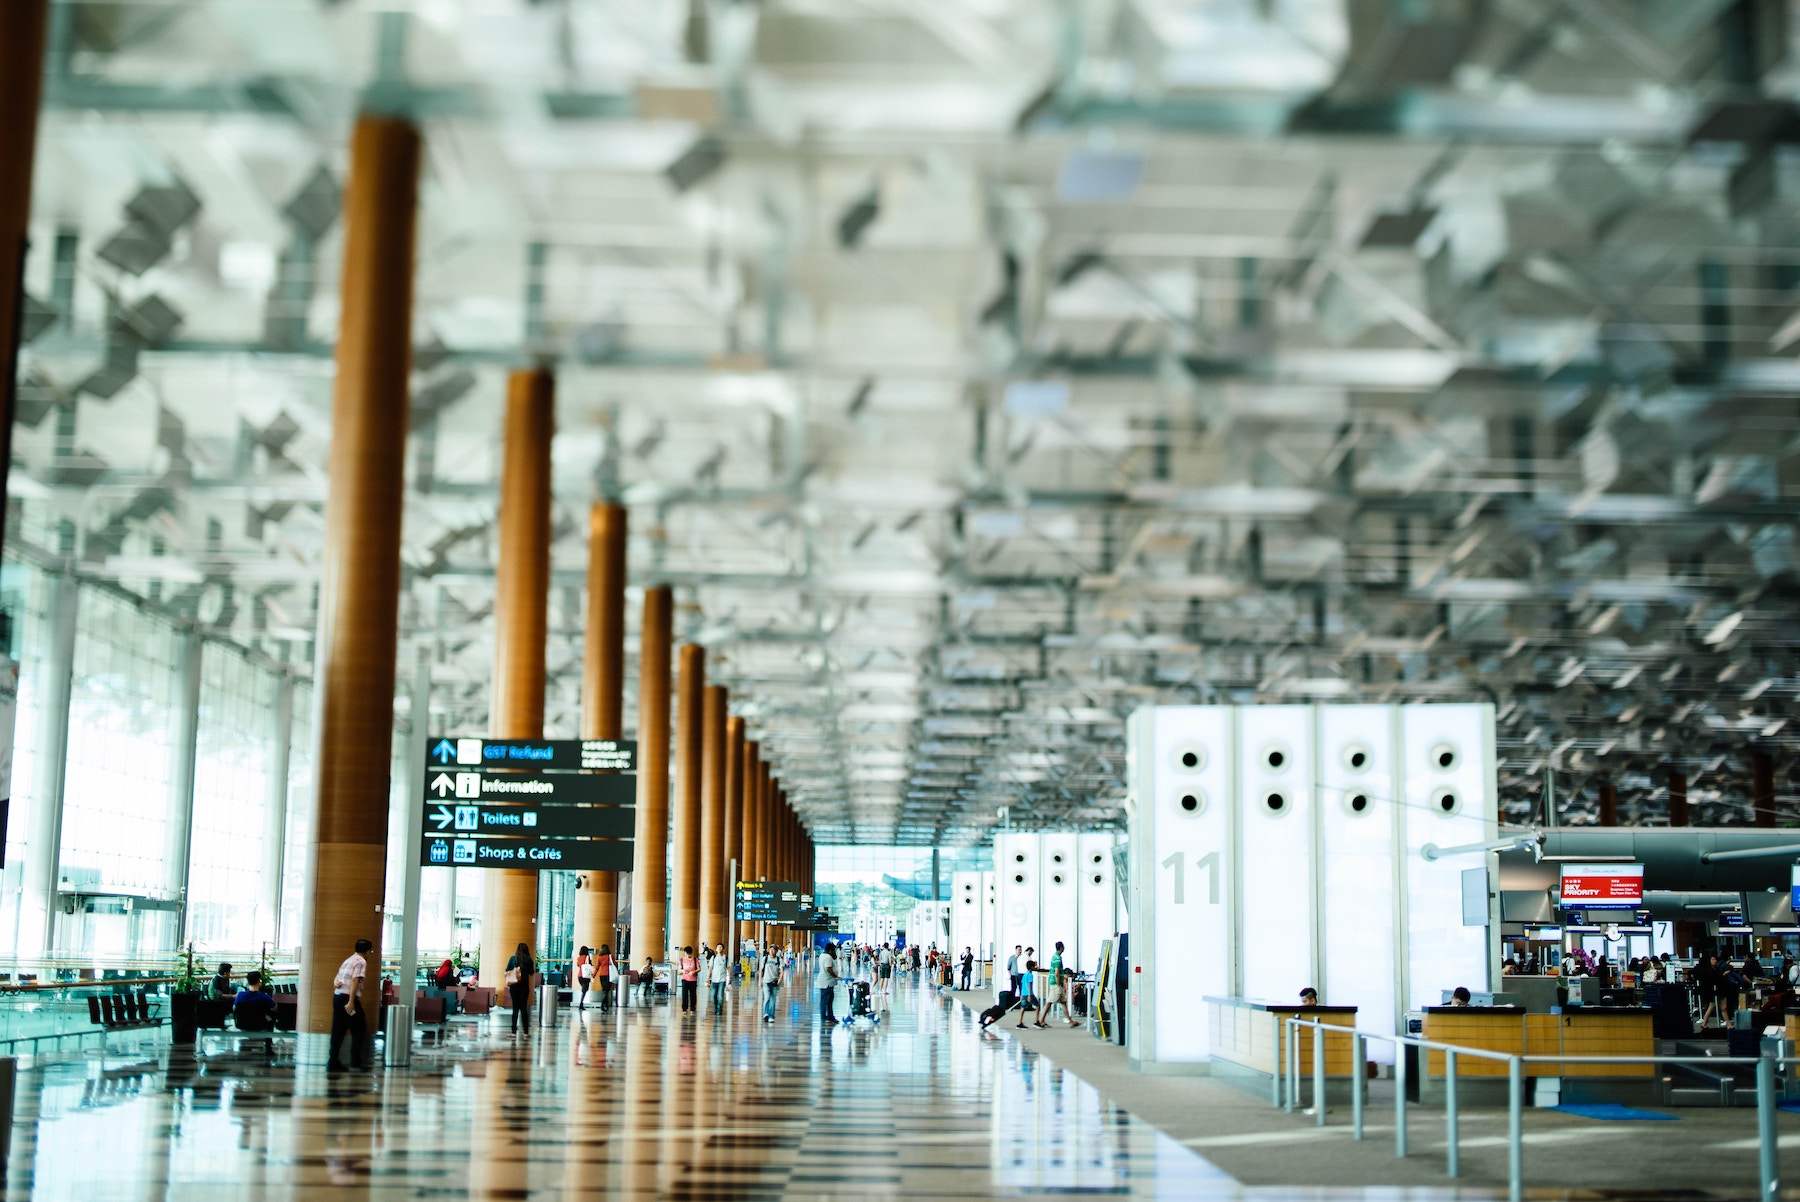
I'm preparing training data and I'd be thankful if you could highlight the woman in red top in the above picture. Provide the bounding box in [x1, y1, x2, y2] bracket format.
[596, 944, 616, 1012]
[678, 946, 700, 1014]
[573, 946, 593, 1009]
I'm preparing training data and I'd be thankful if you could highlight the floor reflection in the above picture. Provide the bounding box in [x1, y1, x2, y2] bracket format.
[3, 973, 1247, 1200]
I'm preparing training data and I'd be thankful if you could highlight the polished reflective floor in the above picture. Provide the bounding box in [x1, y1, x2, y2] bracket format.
[2, 974, 1247, 1200]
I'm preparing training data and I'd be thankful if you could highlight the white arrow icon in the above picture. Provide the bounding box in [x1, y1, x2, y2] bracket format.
[431, 774, 455, 797]
[431, 804, 454, 830]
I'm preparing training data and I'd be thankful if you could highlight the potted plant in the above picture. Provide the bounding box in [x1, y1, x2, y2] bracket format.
[169, 943, 203, 1045]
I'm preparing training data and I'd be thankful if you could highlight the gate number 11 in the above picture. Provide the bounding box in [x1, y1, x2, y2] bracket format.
[1160, 850, 1220, 904]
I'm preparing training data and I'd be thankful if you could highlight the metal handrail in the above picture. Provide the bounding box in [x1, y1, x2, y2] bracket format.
[1279, 1014, 1784, 1202]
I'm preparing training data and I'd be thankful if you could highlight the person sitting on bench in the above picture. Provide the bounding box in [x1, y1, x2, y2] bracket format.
[233, 972, 278, 1032]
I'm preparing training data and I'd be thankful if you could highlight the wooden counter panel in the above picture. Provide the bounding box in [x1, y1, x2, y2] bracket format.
[1425, 1010, 1654, 1078]
[1208, 1001, 1359, 1076]
[1426, 1012, 1524, 1077]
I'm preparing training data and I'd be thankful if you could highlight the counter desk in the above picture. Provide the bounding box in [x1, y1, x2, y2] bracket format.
[1203, 996, 1359, 1099]
[1418, 1005, 1656, 1105]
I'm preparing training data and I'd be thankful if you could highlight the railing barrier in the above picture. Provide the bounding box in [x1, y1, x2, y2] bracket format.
[1278, 1014, 1785, 1202]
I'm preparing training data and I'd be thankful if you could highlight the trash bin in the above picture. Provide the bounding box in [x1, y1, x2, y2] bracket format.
[384, 1004, 413, 1067]
[538, 983, 558, 1028]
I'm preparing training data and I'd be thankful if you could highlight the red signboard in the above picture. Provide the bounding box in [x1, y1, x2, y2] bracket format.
[1559, 863, 1643, 910]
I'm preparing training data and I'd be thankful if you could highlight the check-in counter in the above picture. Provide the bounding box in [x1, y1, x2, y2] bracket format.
[1420, 1005, 1655, 1104]
[1204, 996, 1358, 1096]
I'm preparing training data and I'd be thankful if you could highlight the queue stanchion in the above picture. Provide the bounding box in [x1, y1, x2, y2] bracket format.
[1507, 1055, 1524, 1202]
[1444, 1049, 1459, 1177]
[1313, 1022, 1326, 1126]
[1274, 1014, 1288, 1108]
[1351, 1033, 1364, 1140]
[1395, 1038, 1408, 1158]
[1757, 1050, 1778, 1202]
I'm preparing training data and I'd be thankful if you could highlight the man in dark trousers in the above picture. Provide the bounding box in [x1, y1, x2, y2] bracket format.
[959, 947, 974, 990]
[328, 938, 374, 1073]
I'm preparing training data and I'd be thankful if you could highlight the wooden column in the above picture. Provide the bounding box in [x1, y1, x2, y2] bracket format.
[0, 0, 49, 541]
[480, 369, 554, 988]
[576, 501, 627, 959]
[698, 685, 729, 950]
[768, 783, 782, 949]
[1596, 779, 1617, 826]
[1669, 768, 1689, 827]
[1754, 752, 1776, 828]
[723, 715, 745, 905]
[671, 644, 705, 955]
[297, 115, 420, 1038]
[629, 585, 673, 960]
[737, 739, 759, 944]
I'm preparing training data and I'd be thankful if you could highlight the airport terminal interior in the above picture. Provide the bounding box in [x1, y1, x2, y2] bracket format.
[9, 0, 1800, 1198]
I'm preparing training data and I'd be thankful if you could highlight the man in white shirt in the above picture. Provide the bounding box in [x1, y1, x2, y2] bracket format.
[328, 938, 373, 1073]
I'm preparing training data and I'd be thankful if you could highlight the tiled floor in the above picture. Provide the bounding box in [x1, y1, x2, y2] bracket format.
[1, 974, 1250, 1200]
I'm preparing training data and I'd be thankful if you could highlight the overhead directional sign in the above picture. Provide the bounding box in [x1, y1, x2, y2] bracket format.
[421, 835, 634, 872]
[424, 801, 635, 840]
[735, 880, 811, 924]
[424, 770, 636, 806]
[426, 737, 636, 773]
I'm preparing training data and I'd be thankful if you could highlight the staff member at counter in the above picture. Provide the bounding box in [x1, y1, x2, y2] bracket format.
[1449, 986, 1472, 1007]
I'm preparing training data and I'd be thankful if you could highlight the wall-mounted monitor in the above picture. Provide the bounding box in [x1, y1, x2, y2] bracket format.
[1719, 911, 1747, 928]
[1558, 863, 1643, 910]
[1524, 925, 1562, 940]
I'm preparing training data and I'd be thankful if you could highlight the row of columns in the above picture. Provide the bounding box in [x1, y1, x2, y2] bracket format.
[294, 109, 823, 1033]
[0, 88, 819, 1032]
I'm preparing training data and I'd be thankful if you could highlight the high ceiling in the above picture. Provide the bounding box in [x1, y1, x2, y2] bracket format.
[13, 0, 1800, 844]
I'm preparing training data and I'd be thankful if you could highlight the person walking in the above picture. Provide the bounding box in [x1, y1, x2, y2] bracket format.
[708, 943, 730, 1014]
[1042, 968, 1079, 1028]
[596, 944, 617, 1011]
[678, 947, 701, 1013]
[505, 942, 535, 1036]
[1007, 945, 1022, 999]
[877, 944, 894, 1006]
[1015, 960, 1038, 1029]
[815, 943, 840, 1025]
[327, 938, 373, 1072]
[760, 947, 783, 1023]
[574, 945, 594, 1010]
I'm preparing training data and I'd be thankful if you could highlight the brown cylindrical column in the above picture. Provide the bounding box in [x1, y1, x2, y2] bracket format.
[671, 644, 706, 955]
[1596, 779, 1617, 827]
[698, 686, 729, 950]
[1754, 751, 1776, 828]
[297, 115, 421, 1038]
[576, 502, 627, 959]
[480, 369, 555, 990]
[723, 715, 744, 899]
[630, 586, 674, 960]
[0, 0, 49, 547]
[1668, 768, 1689, 827]
[767, 783, 782, 949]
[737, 739, 759, 944]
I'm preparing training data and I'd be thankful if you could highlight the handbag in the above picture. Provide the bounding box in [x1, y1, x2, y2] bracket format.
[504, 964, 521, 986]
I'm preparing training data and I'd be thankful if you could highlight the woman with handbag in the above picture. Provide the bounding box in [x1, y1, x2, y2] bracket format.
[505, 942, 534, 1035]
[596, 944, 616, 1011]
[574, 946, 594, 1009]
